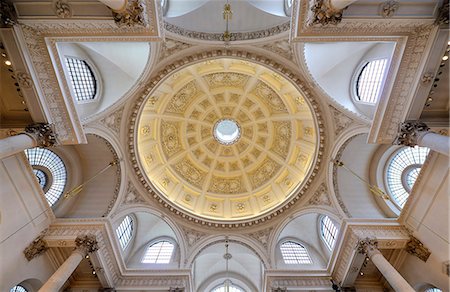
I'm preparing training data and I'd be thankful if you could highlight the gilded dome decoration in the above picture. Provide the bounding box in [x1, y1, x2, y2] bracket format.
[134, 57, 320, 222]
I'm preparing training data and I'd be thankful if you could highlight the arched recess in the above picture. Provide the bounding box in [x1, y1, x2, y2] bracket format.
[111, 206, 186, 269]
[191, 238, 264, 292]
[301, 41, 395, 119]
[10, 278, 43, 292]
[53, 133, 121, 218]
[270, 209, 341, 270]
[56, 42, 152, 120]
[330, 130, 396, 219]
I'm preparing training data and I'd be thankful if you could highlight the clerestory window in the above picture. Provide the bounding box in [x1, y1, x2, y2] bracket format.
[321, 216, 339, 250]
[65, 57, 97, 102]
[142, 240, 175, 264]
[116, 215, 134, 249]
[280, 241, 312, 264]
[355, 58, 388, 104]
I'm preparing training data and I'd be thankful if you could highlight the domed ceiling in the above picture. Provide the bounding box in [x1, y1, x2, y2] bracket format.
[134, 58, 319, 222]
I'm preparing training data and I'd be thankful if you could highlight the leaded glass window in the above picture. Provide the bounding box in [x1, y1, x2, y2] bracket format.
[386, 146, 430, 208]
[25, 148, 67, 206]
[142, 241, 174, 264]
[65, 57, 97, 102]
[321, 216, 339, 250]
[10, 286, 27, 292]
[356, 59, 388, 104]
[211, 284, 245, 292]
[116, 215, 133, 249]
[280, 241, 312, 264]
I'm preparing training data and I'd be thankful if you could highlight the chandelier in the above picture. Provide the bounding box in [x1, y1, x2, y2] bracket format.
[222, 0, 232, 43]
[223, 240, 232, 292]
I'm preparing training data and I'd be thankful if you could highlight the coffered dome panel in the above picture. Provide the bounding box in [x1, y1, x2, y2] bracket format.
[135, 58, 319, 222]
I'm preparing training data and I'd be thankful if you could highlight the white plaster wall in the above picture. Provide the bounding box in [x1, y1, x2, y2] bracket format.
[0, 154, 54, 291]
[399, 153, 450, 291]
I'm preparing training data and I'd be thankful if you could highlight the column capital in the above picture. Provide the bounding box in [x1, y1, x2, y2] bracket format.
[75, 234, 99, 255]
[394, 120, 430, 147]
[23, 234, 48, 261]
[112, 0, 146, 27]
[356, 237, 379, 255]
[0, 0, 17, 26]
[309, 0, 344, 26]
[405, 236, 431, 262]
[24, 123, 57, 147]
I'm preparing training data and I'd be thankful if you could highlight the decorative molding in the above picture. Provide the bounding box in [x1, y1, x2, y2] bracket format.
[100, 106, 124, 135]
[248, 227, 273, 250]
[122, 181, 147, 205]
[308, 183, 332, 206]
[164, 21, 290, 42]
[127, 49, 326, 228]
[308, 0, 344, 26]
[15, 72, 33, 88]
[25, 123, 57, 147]
[394, 120, 429, 146]
[75, 234, 99, 253]
[329, 106, 354, 137]
[112, 0, 146, 27]
[380, 1, 399, 18]
[268, 277, 330, 288]
[181, 227, 207, 251]
[115, 276, 188, 288]
[421, 72, 434, 84]
[54, 0, 72, 18]
[260, 39, 293, 60]
[405, 236, 431, 262]
[23, 233, 48, 261]
[161, 38, 193, 58]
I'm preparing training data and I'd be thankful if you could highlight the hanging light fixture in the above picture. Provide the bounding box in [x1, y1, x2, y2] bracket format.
[223, 240, 232, 292]
[222, 0, 232, 43]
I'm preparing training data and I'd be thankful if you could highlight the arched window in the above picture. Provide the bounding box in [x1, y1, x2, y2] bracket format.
[116, 215, 133, 249]
[355, 58, 388, 104]
[142, 240, 174, 264]
[211, 283, 245, 292]
[386, 146, 430, 208]
[321, 216, 339, 250]
[284, 0, 293, 16]
[280, 241, 312, 264]
[424, 288, 442, 292]
[25, 148, 67, 206]
[65, 57, 97, 102]
[10, 285, 28, 292]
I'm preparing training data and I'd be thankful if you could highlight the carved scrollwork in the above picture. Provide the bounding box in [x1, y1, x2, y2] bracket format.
[394, 120, 430, 147]
[112, 0, 146, 27]
[309, 0, 344, 26]
[54, 0, 72, 18]
[75, 234, 99, 254]
[23, 234, 48, 261]
[405, 236, 431, 262]
[25, 123, 57, 147]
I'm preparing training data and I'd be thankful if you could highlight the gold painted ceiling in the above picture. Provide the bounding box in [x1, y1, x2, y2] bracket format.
[136, 58, 318, 221]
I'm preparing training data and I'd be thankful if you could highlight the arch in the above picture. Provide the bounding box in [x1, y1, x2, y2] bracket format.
[279, 239, 313, 264]
[186, 234, 269, 269]
[111, 205, 186, 267]
[198, 271, 257, 292]
[141, 238, 176, 264]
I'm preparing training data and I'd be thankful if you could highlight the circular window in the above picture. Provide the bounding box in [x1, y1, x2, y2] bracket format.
[25, 148, 67, 206]
[386, 146, 430, 208]
[213, 119, 241, 145]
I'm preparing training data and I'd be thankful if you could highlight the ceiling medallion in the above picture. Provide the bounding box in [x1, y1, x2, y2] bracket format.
[130, 52, 325, 227]
[213, 119, 241, 145]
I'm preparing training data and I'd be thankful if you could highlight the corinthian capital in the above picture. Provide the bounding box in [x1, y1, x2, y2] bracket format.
[75, 234, 99, 254]
[23, 234, 48, 261]
[25, 123, 57, 147]
[309, 0, 344, 26]
[394, 120, 430, 147]
[356, 237, 378, 255]
[112, 0, 146, 27]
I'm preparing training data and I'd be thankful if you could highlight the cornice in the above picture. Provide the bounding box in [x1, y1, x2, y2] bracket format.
[127, 49, 327, 229]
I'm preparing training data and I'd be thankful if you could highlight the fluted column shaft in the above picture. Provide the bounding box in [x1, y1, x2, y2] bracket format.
[0, 123, 56, 160]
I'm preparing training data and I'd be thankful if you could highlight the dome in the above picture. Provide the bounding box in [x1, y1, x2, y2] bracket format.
[133, 58, 319, 222]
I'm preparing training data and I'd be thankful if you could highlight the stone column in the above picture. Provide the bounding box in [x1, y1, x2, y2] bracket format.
[394, 120, 449, 156]
[357, 238, 415, 292]
[309, 0, 358, 25]
[38, 235, 98, 292]
[0, 123, 56, 160]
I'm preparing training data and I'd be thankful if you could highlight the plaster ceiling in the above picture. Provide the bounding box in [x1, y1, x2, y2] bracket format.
[135, 58, 318, 222]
